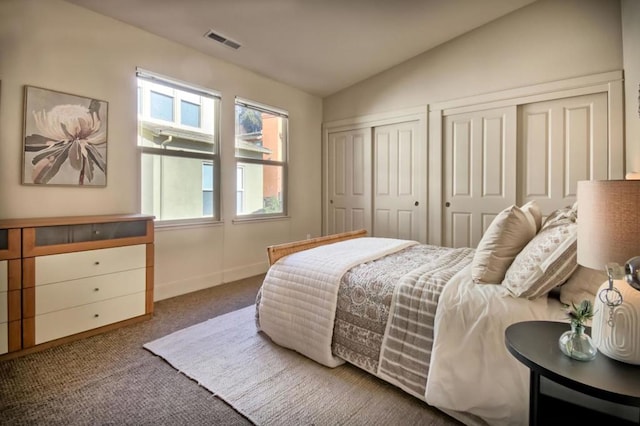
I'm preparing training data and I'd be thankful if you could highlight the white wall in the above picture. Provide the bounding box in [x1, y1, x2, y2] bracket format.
[0, 0, 323, 299]
[323, 0, 623, 125]
[622, 0, 640, 173]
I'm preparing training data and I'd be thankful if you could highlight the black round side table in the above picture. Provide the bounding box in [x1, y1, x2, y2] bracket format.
[505, 320, 640, 425]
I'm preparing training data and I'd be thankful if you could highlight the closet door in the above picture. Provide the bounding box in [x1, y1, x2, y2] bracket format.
[373, 121, 422, 241]
[443, 106, 517, 248]
[326, 129, 372, 235]
[519, 93, 609, 216]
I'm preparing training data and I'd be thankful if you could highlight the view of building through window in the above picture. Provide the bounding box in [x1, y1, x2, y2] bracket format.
[235, 100, 288, 217]
[137, 71, 286, 223]
[137, 71, 220, 222]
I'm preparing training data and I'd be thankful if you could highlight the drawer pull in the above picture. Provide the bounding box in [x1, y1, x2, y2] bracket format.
[94, 261, 100, 265]
[94, 314, 100, 318]
[93, 288, 100, 292]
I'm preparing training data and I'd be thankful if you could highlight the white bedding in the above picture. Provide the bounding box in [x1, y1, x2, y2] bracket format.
[258, 238, 569, 426]
[258, 237, 417, 367]
[426, 263, 567, 425]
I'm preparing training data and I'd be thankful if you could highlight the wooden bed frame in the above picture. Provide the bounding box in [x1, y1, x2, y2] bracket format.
[266, 229, 367, 265]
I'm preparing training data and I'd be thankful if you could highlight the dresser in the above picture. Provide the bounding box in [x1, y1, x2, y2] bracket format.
[0, 214, 154, 359]
[0, 227, 21, 355]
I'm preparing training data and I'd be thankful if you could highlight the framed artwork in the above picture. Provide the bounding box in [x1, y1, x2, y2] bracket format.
[22, 85, 108, 186]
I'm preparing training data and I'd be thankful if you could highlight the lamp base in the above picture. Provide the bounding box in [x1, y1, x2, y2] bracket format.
[592, 279, 640, 365]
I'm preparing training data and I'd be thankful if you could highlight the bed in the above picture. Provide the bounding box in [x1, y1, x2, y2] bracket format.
[255, 202, 606, 426]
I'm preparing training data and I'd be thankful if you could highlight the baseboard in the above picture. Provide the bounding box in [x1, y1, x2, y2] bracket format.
[154, 272, 223, 301]
[222, 261, 268, 283]
[154, 261, 269, 301]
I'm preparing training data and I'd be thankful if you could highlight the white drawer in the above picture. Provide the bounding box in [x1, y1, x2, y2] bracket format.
[0, 322, 6, 355]
[35, 291, 146, 345]
[36, 268, 146, 315]
[0, 290, 6, 323]
[0, 260, 7, 292]
[36, 245, 146, 286]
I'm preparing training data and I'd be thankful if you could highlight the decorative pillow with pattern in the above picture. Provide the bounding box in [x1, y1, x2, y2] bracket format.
[502, 210, 578, 299]
[472, 204, 538, 284]
[541, 202, 577, 229]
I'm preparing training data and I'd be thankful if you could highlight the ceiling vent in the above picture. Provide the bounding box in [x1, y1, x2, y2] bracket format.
[204, 30, 241, 50]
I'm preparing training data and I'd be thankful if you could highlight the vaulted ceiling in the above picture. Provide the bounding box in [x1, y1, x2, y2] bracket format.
[64, 0, 538, 97]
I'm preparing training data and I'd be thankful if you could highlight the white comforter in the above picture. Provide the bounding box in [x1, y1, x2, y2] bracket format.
[426, 263, 566, 425]
[259, 238, 568, 426]
[258, 237, 417, 367]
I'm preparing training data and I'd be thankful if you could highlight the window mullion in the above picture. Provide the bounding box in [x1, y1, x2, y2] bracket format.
[236, 158, 285, 167]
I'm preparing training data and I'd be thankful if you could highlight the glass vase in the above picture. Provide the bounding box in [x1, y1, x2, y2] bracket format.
[558, 323, 597, 361]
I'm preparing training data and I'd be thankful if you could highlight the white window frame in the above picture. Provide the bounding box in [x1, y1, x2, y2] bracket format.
[137, 68, 221, 226]
[234, 97, 288, 220]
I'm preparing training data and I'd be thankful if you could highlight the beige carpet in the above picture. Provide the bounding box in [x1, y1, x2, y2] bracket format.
[144, 305, 458, 426]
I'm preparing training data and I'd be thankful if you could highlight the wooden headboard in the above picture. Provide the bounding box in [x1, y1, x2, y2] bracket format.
[266, 229, 368, 266]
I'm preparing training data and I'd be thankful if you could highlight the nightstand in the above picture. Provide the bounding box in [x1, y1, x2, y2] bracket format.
[505, 320, 640, 425]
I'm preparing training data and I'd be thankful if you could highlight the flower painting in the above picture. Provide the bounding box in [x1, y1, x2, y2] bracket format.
[23, 86, 108, 186]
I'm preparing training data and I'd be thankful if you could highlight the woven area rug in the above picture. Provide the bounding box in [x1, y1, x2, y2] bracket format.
[144, 305, 457, 426]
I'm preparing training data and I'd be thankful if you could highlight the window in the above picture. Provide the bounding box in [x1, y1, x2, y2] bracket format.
[234, 98, 288, 218]
[236, 166, 245, 214]
[202, 162, 214, 216]
[180, 100, 201, 128]
[137, 69, 221, 223]
[150, 91, 174, 121]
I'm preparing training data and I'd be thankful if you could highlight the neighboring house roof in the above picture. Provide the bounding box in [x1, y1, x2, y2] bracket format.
[235, 139, 271, 154]
[142, 121, 215, 144]
[236, 131, 271, 154]
[140, 120, 272, 155]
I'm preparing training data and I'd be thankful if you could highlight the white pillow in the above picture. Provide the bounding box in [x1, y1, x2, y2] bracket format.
[559, 266, 607, 306]
[502, 212, 578, 299]
[472, 204, 538, 284]
[521, 200, 542, 232]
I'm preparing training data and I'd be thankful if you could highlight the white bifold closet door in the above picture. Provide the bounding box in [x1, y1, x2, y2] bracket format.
[326, 120, 422, 241]
[326, 128, 372, 235]
[443, 106, 517, 248]
[518, 92, 609, 215]
[373, 121, 421, 240]
[443, 92, 610, 248]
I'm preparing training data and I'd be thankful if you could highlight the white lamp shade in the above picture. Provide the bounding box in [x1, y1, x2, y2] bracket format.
[577, 180, 640, 270]
[577, 180, 640, 365]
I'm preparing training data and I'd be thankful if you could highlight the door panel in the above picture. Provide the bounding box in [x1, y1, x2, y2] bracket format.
[327, 129, 372, 235]
[451, 212, 472, 249]
[443, 106, 517, 248]
[373, 121, 421, 241]
[519, 92, 608, 216]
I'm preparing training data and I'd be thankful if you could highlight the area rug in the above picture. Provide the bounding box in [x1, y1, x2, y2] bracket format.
[143, 305, 456, 426]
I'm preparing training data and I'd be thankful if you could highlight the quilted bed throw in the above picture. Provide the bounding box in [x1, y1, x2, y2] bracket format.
[258, 237, 417, 367]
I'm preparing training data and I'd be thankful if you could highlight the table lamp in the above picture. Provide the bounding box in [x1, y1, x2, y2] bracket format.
[577, 180, 640, 365]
